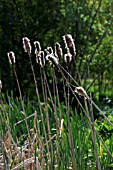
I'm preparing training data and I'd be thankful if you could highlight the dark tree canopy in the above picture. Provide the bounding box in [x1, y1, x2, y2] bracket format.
[0, 0, 112, 99]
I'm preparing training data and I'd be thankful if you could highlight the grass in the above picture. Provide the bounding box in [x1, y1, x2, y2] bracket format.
[0, 35, 113, 170]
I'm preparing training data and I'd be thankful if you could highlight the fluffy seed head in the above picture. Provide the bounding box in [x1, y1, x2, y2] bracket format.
[46, 54, 59, 67]
[7, 51, 16, 64]
[64, 52, 72, 64]
[75, 86, 88, 98]
[47, 47, 53, 54]
[55, 42, 63, 60]
[22, 37, 31, 55]
[63, 34, 76, 56]
[40, 51, 45, 67]
[34, 41, 41, 54]
[36, 51, 45, 67]
[0, 80, 2, 90]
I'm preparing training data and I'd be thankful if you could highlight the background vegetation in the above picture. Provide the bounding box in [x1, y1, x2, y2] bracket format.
[0, 0, 113, 99]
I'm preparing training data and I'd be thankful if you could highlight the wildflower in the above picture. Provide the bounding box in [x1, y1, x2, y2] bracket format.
[63, 34, 76, 56]
[64, 52, 72, 65]
[7, 51, 16, 64]
[55, 42, 62, 60]
[46, 54, 59, 67]
[75, 86, 88, 98]
[22, 37, 31, 55]
[36, 51, 45, 67]
[34, 41, 41, 54]
[0, 80, 2, 90]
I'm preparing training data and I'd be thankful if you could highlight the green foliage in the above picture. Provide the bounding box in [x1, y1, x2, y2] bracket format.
[1, 94, 113, 169]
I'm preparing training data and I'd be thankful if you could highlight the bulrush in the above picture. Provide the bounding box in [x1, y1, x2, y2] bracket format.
[22, 37, 31, 55]
[7, 51, 16, 64]
[75, 86, 88, 99]
[36, 51, 45, 67]
[40, 51, 45, 67]
[63, 34, 76, 56]
[55, 42, 63, 60]
[0, 80, 2, 90]
[46, 54, 59, 67]
[47, 47, 53, 54]
[34, 41, 41, 55]
[64, 52, 72, 65]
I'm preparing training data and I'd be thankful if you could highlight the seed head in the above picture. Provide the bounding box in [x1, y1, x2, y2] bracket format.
[22, 37, 31, 55]
[36, 51, 45, 67]
[47, 47, 53, 54]
[46, 54, 59, 67]
[0, 80, 2, 90]
[7, 51, 16, 64]
[63, 34, 76, 56]
[64, 52, 72, 65]
[75, 86, 88, 98]
[34, 41, 41, 54]
[36, 53, 40, 64]
[40, 51, 45, 67]
[45, 49, 49, 55]
[55, 42, 63, 60]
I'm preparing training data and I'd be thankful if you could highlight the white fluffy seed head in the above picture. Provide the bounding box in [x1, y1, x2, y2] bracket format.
[46, 54, 59, 66]
[34, 41, 41, 54]
[64, 52, 72, 64]
[75, 86, 88, 98]
[7, 51, 16, 64]
[0, 80, 2, 90]
[22, 37, 32, 55]
[55, 42, 63, 59]
[63, 34, 76, 56]
[36, 51, 45, 67]
[47, 47, 53, 54]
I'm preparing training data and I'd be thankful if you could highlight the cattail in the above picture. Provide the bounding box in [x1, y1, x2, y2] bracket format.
[64, 52, 72, 65]
[36, 53, 40, 64]
[34, 41, 41, 54]
[36, 51, 45, 67]
[55, 42, 63, 60]
[75, 86, 88, 98]
[63, 34, 76, 56]
[47, 47, 53, 54]
[22, 37, 31, 55]
[46, 54, 59, 67]
[7, 51, 16, 64]
[0, 80, 2, 90]
[40, 51, 45, 67]
[45, 49, 49, 55]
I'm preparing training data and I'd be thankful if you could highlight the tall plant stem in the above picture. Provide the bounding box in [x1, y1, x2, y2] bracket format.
[13, 65, 32, 144]
[85, 99, 101, 170]
[28, 55, 51, 166]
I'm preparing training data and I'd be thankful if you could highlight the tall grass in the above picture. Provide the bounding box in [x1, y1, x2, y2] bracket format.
[0, 35, 113, 170]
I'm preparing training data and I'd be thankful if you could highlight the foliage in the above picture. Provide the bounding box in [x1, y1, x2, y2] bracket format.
[0, 0, 113, 99]
[1, 94, 113, 169]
